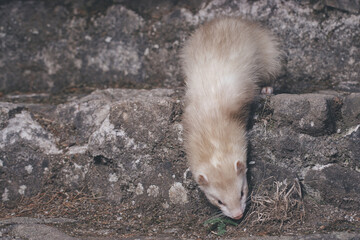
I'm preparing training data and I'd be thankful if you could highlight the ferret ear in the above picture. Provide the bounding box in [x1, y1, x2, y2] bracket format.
[235, 161, 246, 175]
[197, 174, 209, 186]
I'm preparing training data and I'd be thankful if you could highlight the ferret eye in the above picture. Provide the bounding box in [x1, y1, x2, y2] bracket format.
[240, 191, 244, 199]
[217, 200, 223, 205]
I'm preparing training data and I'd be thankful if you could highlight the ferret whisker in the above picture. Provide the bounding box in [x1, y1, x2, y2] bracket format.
[208, 211, 224, 220]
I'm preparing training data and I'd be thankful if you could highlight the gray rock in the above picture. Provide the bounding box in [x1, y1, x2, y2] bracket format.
[3, 219, 358, 240]
[0, 144, 54, 203]
[0, 217, 76, 225]
[0, 89, 359, 239]
[2, 218, 359, 240]
[12, 224, 77, 240]
[99, 232, 360, 239]
[324, 0, 360, 13]
[342, 93, 360, 128]
[0, 0, 359, 238]
[81, 88, 182, 203]
[0, 103, 63, 203]
[85, 5, 144, 76]
[337, 81, 360, 92]
[249, 93, 359, 173]
[305, 164, 360, 211]
[1, 1, 359, 94]
[0, 88, 186, 206]
[242, 232, 360, 240]
[0, 109, 61, 154]
[270, 94, 337, 136]
[0, 2, 145, 94]
[1, 90, 359, 215]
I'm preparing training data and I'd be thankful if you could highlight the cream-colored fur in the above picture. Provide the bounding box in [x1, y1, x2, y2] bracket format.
[181, 17, 281, 219]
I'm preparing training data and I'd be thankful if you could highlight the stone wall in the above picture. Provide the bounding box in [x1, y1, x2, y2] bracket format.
[0, 0, 359, 238]
[0, 0, 359, 95]
[1, 89, 359, 225]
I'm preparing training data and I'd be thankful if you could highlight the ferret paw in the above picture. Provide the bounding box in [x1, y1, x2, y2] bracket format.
[261, 86, 273, 95]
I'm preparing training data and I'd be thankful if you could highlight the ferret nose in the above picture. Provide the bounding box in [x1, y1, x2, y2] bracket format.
[232, 213, 243, 220]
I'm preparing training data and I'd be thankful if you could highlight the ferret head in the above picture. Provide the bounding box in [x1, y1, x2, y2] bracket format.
[184, 110, 249, 219]
[195, 159, 248, 220]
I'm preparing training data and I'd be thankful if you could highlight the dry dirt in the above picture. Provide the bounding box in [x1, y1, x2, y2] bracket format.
[1, 178, 358, 239]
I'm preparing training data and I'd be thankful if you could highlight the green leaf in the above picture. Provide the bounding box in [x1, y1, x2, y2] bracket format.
[203, 216, 238, 236]
[203, 217, 221, 226]
[217, 222, 226, 235]
[221, 218, 238, 226]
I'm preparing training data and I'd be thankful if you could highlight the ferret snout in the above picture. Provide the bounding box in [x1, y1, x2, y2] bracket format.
[231, 209, 244, 220]
[233, 213, 243, 220]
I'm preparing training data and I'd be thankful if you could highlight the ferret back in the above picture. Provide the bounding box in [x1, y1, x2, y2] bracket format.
[181, 17, 281, 113]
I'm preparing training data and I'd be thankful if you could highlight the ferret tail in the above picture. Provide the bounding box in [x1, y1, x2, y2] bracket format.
[255, 30, 282, 85]
[224, 35, 282, 114]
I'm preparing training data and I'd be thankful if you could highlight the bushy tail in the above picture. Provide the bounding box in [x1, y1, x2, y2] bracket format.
[255, 29, 282, 86]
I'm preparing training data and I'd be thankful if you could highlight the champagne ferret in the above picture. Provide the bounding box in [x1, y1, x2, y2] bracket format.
[181, 17, 281, 219]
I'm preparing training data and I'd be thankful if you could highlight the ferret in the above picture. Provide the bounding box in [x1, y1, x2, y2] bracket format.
[181, 17, 281, 219]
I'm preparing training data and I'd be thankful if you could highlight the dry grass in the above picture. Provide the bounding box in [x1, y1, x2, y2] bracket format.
[0, 187, 143, 237]
[0, 188, 105, 219]
[239, 178, 305, 234]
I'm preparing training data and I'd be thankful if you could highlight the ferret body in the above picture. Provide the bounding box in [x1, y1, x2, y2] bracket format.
[181, 17, 280, 219]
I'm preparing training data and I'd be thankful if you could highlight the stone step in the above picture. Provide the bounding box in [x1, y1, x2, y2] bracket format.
[0, 89, 359, 238]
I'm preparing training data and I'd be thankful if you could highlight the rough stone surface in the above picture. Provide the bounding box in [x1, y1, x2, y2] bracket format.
[0, 89, 359, 238]
[0, 2, 145, 94]
[1, 217, 359, 240]
[342, 93, 360, 127]
[1, 217, 358, 240]
[305, 164, 360, 210]
[0, 217, 76, 225]
[1, 144, 54, 203]
[323, 0, 360, 13]
[1, 0, 360, 95]
[0, 103, 62, 203]
[269, 94, 338, 136]
[12, 224, 77, 240]
[0, 88, 186, 206]
[0, 0, 359, 238]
